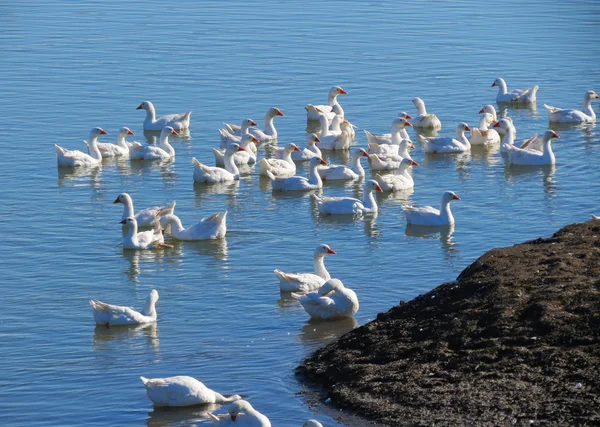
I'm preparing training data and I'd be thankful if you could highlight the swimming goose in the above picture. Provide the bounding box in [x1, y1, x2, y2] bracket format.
[492, 77, 538, 104]
[274, 134, 321, 162]
[368, 138, 415, 162]
[85, 127, 134, 158]
[469, 113, 500, 146]
[544, 90, 599, 123]
[314, 179, 383, 215]
[318, 147, 369, 180]
[213, 135, 259, 166]
[364, 117, 413, 146]
[292, 278, 359, 320]
[374, 158, 419, 192]
[479, 104, 514, 138]
[317, 119, 353, 150]
[367, 153, 401, 171]
[114, 192, 176, 226]
[419, 123, 471, 153]
[55, 127, 107, 167]
[129, 126, 178, 160]
[159, 212, 227, 240]
[504, 130, 559, 165]
[404, 191, 460, 226]
[411, 98, 442, 129]
[274, 244, 336, 292]
[207, 400, 271, 426]
[193, 143, 245, 183]
[258, 143, 299, 177]
[306, 86, 348, 121]
[140, 375, 241, 407]
[120, 217, 171, 249]
[267, 157, 327, 191]
[137, 101, 191, 131]
[224, 108, 284, 143]
[90, 289, 158, 327]
[219, 118, 258, 149]
[493, 119, 539, 153]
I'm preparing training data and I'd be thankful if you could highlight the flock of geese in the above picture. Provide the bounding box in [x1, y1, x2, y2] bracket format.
[57, 78, 598, 426]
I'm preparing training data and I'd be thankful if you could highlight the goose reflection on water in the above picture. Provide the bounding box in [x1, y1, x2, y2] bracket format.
[298, 317, 358, 345]
[405, 223, 458, 257]
[121, 245, 180, 281]
[146, 402, 221, 427]
[57, 164, 102, 189]
[92, 323, 159, 353]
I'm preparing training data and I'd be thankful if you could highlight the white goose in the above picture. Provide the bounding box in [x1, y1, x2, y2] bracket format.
[120, 217, 170, 249]
[368, 153, 401, 171]
[469, 113, 500, 146]
[213, 135, 259, 166]
[504, 130, 559, 166]
[114, 193, 176, 227]
[193, 143, 245, 183]
[318, 147, 369, 181]
[292, 278, 359, 320]
[317, 119, 354, 150]
[55, 127, 107, 167]
[267, 157, 327, 191]
[374, 158, 419, 192]
[420, 123, 471, 153]
[479, 104, 514, 138]
[364, 117, 413, 146]
[85, 127, 134, 158]
[493, 119, 540, 153]
[544, 90, 599, 123]
[314, 179, 383, 215]
[207, 400, 271, 427]
[274, 244, 336, 292]
[159, 212, 227, 240]
[259, 143, 299, 177]
[404, 191, 460, 226]
[129, 126, 178, 160]
[219, 118, 258, 149]
[140, 376, 241, 407]
[224, 108, 284, 142]
[137, 101, 191, 131]
[90, 289, 158, 327]
[411, 98, 442, 129]
[368, 138, 415, 162]
[492, 77, 538, 104]
[306, 86, 348, 121]
[274, 134, 321, 162]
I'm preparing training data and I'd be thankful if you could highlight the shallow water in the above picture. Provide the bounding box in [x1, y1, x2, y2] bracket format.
[1, 1, 599, 425]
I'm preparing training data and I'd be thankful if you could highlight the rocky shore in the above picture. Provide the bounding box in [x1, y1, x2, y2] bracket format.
[297, 221, 600, 426]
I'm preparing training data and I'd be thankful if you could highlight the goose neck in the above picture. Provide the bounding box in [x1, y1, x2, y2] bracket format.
[319, 115, 331, 137]
[124, 222, 139, 246]
[158, 135, 175, 157]
[496, 79, 508, 95]
[116, 133, 129, 148]
[582, 97, 596, 119]
[87, 135, 102, 160]
[143, 297, 157, 318]
[362, 189, 378, 211]
[263, 114, 276, 134]
[224, 150, 240, 176]
[350, 153, 365, 175]
[308, 162, 324, 186]
[439, 199, 455, 224]
[313, 254, 330, 280]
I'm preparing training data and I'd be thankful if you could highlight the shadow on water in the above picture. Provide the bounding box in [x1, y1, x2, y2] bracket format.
[297, 317, 359, 345]
[146, 403, 221, 427]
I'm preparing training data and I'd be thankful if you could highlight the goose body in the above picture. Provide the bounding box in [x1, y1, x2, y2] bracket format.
[404, 191, 460, 226]
[374, 158, 419, 192]
[494, 119, 540, 153]
[194, 144, 245, 183]
[314, 180, 383, 215]
[159, 212, 227, 240]
[219, 118, 258, 149]
[267, 157, 327, 191]
[420, 123, 471, 153]
[469, 113, 500, 146]
[368, 153, 401, 171]
[129, 127, 178, 160]
[224, 108, 284, 142]
[364, 115, 413, 145]
[140, 376, 241, 407]
[306, 86, 348, 121]
[213, 135, 259, 166]
[207, 400, 271, 427]
[90, 289, 158, 326]
[411, 98, 442, 129]
[137, 101, 191, 131]
[114, 193, 176, 227]
[120, 217, 169, 250]
[86, 127, 134, 158]
[55, 127, 107, 167]
[274, 244, 336, 292]
[259, 143, 299, 177]
[368, 138, 415, 162]
[318, 147, 368, 180]
[504, 130, 559, 165]
[274, 134, 321, 162]
[292, 278, 359, 320]
[317, 119, 353, 150]
[479, 104, 513, 138]
[492, 78, 538, 104]
[544, 90, 599, 123]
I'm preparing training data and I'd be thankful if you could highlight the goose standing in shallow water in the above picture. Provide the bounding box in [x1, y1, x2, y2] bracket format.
[374, 158, 419, 192]
[267, 157, 327, 191]
[314, 179, 383, 215]
[411, 98, 441, 130]
[274, 244, 336, 292]
[140, 375, 241, 407]
[90, 289, 158, 327]
[120, 217, 171, 249]
[114, 192, 176, 227]
[207, 400, 271, 426]
[404, 191, 460, 226]
[492, 77, 538, 104]
[194, 143, 246, 183]
[159, 212, 227, 240]
[292, 278, 359, 320]
[419, 123, 471, 153]
[504, 130, 559, 166]
[86, 126, 134, 158]
[137, 100, 191, 131]
[544, 90, 599, 123]
[55, 127, 107, 167]
[129, 126, 178, 160]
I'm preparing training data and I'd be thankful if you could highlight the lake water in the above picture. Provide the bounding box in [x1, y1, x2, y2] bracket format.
[1, 1, 599, 425]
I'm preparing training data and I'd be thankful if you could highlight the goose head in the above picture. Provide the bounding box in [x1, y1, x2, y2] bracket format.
[401, 157, 419, 167]
[352, 147, 370, 159]
[442, 191, 461, 203]
[365, 179, 383, 193]
[543, 130, 560, 141]
[306, 133, 320, 146]
[397, 111, 413, 120]
[309, 157, 328, 167]
[493, 118, 511, 131]
[284, 143, 301, 153]
[340, 120, 353, 131]
[240, 134, 260, 146]
[330, 86, 348, 96]
[226, 143, 245, 153]
[398, 139, 416, 151]
[479, 104, 496, 116]
[479, 113, 495, 126]
[90, 127, 108, 138]
[147, 289, 159, 305]
[269, 107, 284, 117]
[114, 193, 133, 205]
[161, 126, 178, 137]
[456, 122, 471, 133]
[119, 216, 137, 226]
[491, 77, 505, 87]
[392, 117, 413, 129]
[228, 400, 253, 421]
[315, 244, 336, 256]
[319, 278, 345, 296]
[585, 90, 600, 101]
[136, 101, 153, 111]
[305, 104, 325, 114]
[119, 127, 134, 137]
[412, 97, 425, 109]
[243, 118, 258, 127]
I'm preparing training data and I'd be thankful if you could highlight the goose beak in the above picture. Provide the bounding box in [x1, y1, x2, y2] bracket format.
[136, 104, 144, 110]
[478, 108, 485, 114]
[594, 93, 600, 99]
[491, 82, 497, 87]
[251, 135, 259, 142]
[362, 151, 370, 158]
[339, 88, 348, 95]
[314, 136, 320, 142]
[231, 415, 237, 421]
[405, 121, 413, 127]
[113, 197, 121, 204]
[464, 125, 471, 132]
[409, 143, 415, 149]
[119, 219, 127, 224]
[276, 110, 284, 116]
[250, 120, 258, 127]
[293, 145, 301, 152]
[319, 158, 327, 165]
[127, 129, 135, 135]
[100, 129, 108, 135]
[493, 122, 500, 128]
[552, 131, 560, 139]
[375, 184, 383, 193]
[238, 146, 246, 151]
[411, 160, 419, 166]
[171, 130, 178, 136]
[327, 248, 336, 254]
[405, 114, 412, 119]
[453, 194, 461, 200]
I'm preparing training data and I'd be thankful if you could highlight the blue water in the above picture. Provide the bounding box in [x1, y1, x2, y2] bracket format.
[1, 1, 599, 425]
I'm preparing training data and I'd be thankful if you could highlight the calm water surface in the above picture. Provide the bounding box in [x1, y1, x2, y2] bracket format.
[1, 1, 600, 425]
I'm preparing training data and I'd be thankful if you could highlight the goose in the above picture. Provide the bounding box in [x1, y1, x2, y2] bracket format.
[129, 126, 178, 160]
[479, 104, 514, 138]
[367, 138, 415, 162]
[504, 130, 559, 165]
[159, 212, 227, 240]
[493, 119, 540, 153]
[419, 123, 471, 153]
[591, 214, 600, 221]
[90, 289, 158, 327]
[258, 143, 299, 177]
[303, 422, 324, 427]
[120, 217, 171, 249]
[114, 192, 176, 227]
[267, 157, 327, 191]
[273, 134, 321, 162]
[137, 100, 191, 131]
[213, 135, 259, 166]
[223, 108, 284, 143]
[317, 119, 354, 150]
[374, 158, 419, 192]
[544, 90, 599, 123]
[306, 86, 348, 121]
[207, 400, 271, 426]
[411, 98, 442, 129]
[492, 77, 538, 104]
[55, 127, 107, 167]
[274, 244, 336, 292]
[314, 179, 383, 215]
[318, 147, 369, 181]
[85, 127, 134, 158]
[219, 118, 258, 149]
[469, 113, 500, 146]
[404, 190, 460, 226]
[292, 278, 359, 320]
[364, 117, 413, 146]
[368, 153, 401, 171]
[193, 143, 245, 183]
[140, 376, 241, 407]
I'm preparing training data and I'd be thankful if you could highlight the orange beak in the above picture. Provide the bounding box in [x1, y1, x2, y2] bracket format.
[314, 136, 320, 142]
[119, 219, 127, 224]
[251, 135, 259, 142]
[411, 160, 419, 166]
[375, 184, 383, 193]
[250, 120, 258, 126]
[100, 129, 108, 135]
[127, 129, 135, 135]
[327, 247, 336, 254]
[238, 146, 246, 151]
[319, 158, 327, 165]
[493, 122, 500, 128]
[453, 194, 461, 200]
[464, 125, 471, 132]
[552, 131, 560, 139]
[136, 104, 144, 110]
[362, 151, 370, 158]
[171, 130, 178, 136]
[405, 121, 413, 127]
[405, 114, 412, 119]
[113, 197, 121, 204]
[478, 108, 485, 114]
[293, 145, 300, 152]
[594, 94, 600, 99]
[339, 88, 348, 95]
[409, 143, 415, 149]
[276, 110, 284, 116]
